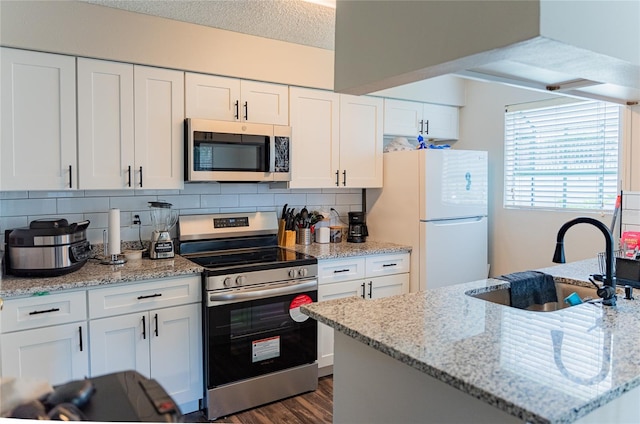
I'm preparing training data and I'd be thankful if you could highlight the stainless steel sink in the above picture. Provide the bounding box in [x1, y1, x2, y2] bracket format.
[466, 281, 598, 312]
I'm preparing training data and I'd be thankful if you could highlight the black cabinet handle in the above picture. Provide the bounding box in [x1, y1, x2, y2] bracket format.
[419, 120, 424, 134]
[425, 119, 429, 135]
[28, 307, 60, 315]
[368, 281, 373, 298]
[79, 326, 83, 352]
[137, 293, 162, 300]
[234, 100, 239, 120]
[342, 170, 347, 186]
[142, 315, 146, 340]
[382, 263, 397, 268]
[333, 269, 350, 274]
[69, 165, 73, 188]
[127, 165, 132, 187]
[361, 282, 366, 299]
[335, 170, 339, 187]
[139, 166, 143, 187]
[154, 313, 159, 337]
[243, 101, 248, 120]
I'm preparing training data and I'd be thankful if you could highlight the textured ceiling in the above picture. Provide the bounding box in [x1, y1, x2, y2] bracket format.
[83, 0, 336, 50]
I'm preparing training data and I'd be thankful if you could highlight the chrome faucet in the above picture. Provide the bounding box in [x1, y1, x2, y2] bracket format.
[553, 217, 617, 306]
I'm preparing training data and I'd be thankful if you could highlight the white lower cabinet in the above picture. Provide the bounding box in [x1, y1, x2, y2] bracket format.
[0, 291, 89, 385]
[317, 253, 410, 370]
[88, 275, 202, 413]
[89, 304, 202, 411]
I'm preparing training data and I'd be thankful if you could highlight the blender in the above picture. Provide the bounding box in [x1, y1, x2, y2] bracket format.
[149, 201, 178, 259]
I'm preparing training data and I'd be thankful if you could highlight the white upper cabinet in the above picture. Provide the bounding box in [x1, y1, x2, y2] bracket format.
[77, 58, 135, 190]
[339, 94, 383, 188]
[288, 87, 340, 188]
[384, 99, 459, 141]
[185, 73, 288, 125]
[78, 59, 184, 190]
[1, 48, 77, 190]
[288, 87, 383, 189]
[134, 66, 185, 190]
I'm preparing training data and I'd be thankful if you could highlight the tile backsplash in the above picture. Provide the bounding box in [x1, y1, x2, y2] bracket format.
[0, 183, 363, 247]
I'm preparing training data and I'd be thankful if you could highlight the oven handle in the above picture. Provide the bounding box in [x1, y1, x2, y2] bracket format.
[207, 279, 317, 306]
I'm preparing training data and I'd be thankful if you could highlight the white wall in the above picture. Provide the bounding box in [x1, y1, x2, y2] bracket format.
[457, 80, 615, 277]
[0, 1, 334, 90]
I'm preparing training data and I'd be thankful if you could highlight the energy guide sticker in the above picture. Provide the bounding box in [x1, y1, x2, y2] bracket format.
[289, 294, 313, 322]
[252, 336, 280, 363]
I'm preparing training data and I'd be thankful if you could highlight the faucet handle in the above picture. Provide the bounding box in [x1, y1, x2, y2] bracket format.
[589, 276, 617, 305]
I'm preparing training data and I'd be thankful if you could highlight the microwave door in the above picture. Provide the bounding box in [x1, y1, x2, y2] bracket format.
[185, 118, 276, 182]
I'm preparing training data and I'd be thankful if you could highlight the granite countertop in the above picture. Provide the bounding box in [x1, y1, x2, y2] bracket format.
[0, 255, 203, 298]
[0, 241, 410, 298]
[301, 258, 640, 424]
[289, 240, 411, 260]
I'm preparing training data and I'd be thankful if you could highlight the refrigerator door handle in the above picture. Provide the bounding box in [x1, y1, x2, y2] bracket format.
[423, 216, 486, 224]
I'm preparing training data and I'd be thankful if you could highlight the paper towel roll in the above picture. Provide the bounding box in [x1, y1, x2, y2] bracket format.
[107, 208, 121, 255]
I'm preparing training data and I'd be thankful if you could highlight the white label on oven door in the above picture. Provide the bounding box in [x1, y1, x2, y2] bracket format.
[252, 336, 280, 363]
[289, 294, 313, 322]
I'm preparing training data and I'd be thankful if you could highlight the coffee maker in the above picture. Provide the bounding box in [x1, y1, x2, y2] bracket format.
[347, 212, 368, 243]
[149, 201, 178, 259]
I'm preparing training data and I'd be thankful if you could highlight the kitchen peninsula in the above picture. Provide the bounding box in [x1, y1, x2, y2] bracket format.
[301, 259, 640, 424]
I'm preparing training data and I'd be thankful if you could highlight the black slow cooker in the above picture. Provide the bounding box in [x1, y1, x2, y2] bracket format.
[4, 219, 91, 277]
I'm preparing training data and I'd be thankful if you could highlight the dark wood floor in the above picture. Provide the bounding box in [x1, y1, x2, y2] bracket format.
[184, 375, 333, 423]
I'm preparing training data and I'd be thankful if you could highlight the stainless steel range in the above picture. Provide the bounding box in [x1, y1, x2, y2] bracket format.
[177, 212, 318, 420]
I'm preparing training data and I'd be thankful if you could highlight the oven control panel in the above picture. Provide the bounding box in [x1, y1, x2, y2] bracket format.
[205, 265, 318, 291]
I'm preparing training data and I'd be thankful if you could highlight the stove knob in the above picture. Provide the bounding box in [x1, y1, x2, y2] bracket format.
[223, 277, 232, 287]
[298, 268, 308, 278]
[289, 269, 297, 278]
[236, 276, 246, 285]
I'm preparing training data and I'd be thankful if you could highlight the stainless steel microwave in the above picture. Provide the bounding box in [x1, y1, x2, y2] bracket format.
[185, 118, 291, 183]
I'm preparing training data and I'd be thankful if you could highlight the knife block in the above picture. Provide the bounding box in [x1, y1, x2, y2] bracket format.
[278, 220, 295, 247]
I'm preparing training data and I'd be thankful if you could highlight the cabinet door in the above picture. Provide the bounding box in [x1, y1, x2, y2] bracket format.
[185, 73, 240, 121]
[317, 279, 365, 369]
[368, 274, 410, 300]
[1, 48, 77, 190]
[383, 98, 422, 137]
[288, 87, 340, 188]
[77, 58, 135, 189]
[421, 103, 459, 140]
[150, 304, 202, 409]
[339, 95, 383, 188]
[240, 80, 289, 125]
[89, 313, 150, 378]
[134, 66, 185, 189]
[1, 323, 89, 385]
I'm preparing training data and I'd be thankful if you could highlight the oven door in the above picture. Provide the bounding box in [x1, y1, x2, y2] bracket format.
[205, 279, 317, 388]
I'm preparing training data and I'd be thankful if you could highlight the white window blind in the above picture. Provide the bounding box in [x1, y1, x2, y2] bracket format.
[504, 99, 621, 211]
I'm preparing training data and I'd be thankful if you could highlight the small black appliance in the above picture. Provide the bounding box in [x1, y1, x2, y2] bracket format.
[347, 211, 368, 243]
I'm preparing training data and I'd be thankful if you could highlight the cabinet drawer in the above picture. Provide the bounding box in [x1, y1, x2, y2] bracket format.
[365, 253, 410, 277]
[1, 291, 87, 333]
[318, 257, 366, 285]
[88, 276, 201, 319]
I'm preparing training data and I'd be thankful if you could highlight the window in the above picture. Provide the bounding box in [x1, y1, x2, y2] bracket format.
[504, 99, 621, 211]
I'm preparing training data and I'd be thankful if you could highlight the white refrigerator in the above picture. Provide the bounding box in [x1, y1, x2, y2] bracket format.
[367, 149, 488, 292]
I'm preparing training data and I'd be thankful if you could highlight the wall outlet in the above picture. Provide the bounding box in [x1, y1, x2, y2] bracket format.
[132, 213, 141, 226]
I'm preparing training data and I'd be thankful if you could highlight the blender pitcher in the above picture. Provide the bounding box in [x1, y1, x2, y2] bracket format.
[149, 201, 178, 259]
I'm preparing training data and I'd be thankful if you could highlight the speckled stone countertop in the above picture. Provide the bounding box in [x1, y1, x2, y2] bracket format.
[301, 258, 640, 424]
[0, 241, 409, 298]
[289, 240, 411, 260]
[0, 255, 203, 298]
